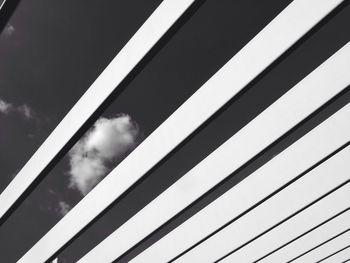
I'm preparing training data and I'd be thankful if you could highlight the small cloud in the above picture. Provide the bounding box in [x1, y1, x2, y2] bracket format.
[0, 97, 36, 120]
[3, 24, 15, 38]
[48, 189, 56, 195]
[56, 201, 71, 216]
[68, 114, 141, 196]
[0, 98, 12, 114]
[27, 133, 35, 139]
[17, 104, 34, 120]
[45, 190, 71, 217]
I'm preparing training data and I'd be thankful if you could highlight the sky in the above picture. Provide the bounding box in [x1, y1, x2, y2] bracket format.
[0, 0, 349, 262]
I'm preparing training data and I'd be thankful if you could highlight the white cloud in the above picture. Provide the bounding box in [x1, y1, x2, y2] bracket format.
[0, 97, 35, 120]
[17, 104, 33, 119]
[56, 201, 71, 216]
[0, 98, 12, 114]
[3, 24, 15, 38]
[68, 114, 141, 196]
[43, 190, 71, 217]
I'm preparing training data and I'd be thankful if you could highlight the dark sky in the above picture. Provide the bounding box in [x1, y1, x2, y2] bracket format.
[0, 0, 349, 262]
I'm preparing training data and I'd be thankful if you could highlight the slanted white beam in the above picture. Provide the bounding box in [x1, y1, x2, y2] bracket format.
[293, 232, 350, 262]
[318, 245, 350, 263]
[220, 183, 350, 262]
[0, 0, 197, 220]
[0, 0, 7, 10]
[79, 43, 350, 263]
[259, 210, 350, 263]
[172, 147, 350, 263]
[19, 0, 347, 262]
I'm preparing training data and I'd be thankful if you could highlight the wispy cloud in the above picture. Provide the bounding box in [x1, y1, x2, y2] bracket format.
[3, 24, 15, 38]
[68, 114, 141, 196]
[17, 104, 34, 120]
[43, 190, 71, 217]
[0, 97, 35, 120]
[0, 98, 12, 114]
[56, 201, 71, 216]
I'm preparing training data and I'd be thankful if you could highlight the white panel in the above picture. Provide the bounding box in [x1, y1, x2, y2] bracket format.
[0, 0, 196, 220]
[220, 192, 350, 262]
[0, 0, 7, 10]
[320, 246, 350, 263]
[259, 210, 350, 263]
[18, 0, 347, 262]
[293, 232, 350, 262]
[173, 148, 350, 263]
[82, 44, 350, 263]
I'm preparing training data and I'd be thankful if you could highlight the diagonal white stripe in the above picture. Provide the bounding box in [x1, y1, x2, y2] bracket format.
[83, 102, 350, 263]
[177, 147, 350, 263]
[19, 0, 346, 262]
[220, 167, 350, 262]
[0, 0, 196, 220]
[0, 0, 7, 11]
[81, 36, 350, 263]
[259, 210, 350, 263]
[292, 228, 350, 262]
[318, 245, 350, 263]
[128, 43, 350, 262]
